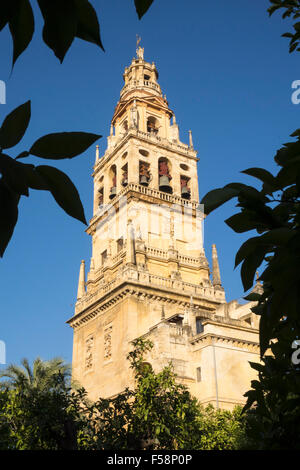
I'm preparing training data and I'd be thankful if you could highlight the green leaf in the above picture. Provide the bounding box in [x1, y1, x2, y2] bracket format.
[241, 167, 276, 188]
[235, 236, 260, 268]
[249, 362, 265, 373]
[200, 187, 238, 215]
[75, 0, 104, 51]
[0, 179, 19, 257]
[35, 165, 86, 224]
[225, 211, 259, 233]
[0, 101, 31, 149]
[0, 153, 34, 196]
[37, 0, 77, 63]
[8, 0, 34, 66]
[241, 247, 266, 291]
[244, 292, 262, 302]
[29, 132, 101, 159]
[134, 0, 154, 19]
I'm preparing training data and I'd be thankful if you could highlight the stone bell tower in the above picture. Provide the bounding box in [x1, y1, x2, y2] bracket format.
[68, 45, 260, 409]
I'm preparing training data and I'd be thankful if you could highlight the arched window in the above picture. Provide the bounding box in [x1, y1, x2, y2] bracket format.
[196, 317, 204, 334]
[158, 157, 172, 194]
[180, 175, 191, 200]
[139, 161, 151, 186]
[147, 116, 159, 135]
[109, 165, 117, 199]
[121, 163, 128, 187]
[98, 187, 104, 207]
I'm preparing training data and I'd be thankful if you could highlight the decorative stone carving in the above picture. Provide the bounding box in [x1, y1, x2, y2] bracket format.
[104, 325, 112, 360]
[85, 336, 94, 370]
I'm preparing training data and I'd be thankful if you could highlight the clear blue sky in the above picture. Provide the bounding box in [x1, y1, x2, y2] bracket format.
[0, 0, 299, 368]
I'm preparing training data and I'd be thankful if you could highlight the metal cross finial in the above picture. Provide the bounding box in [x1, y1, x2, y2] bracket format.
[136, 34, 141, 48]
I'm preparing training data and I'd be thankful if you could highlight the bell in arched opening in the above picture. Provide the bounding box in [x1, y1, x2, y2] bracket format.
[139, 161, 151, 186]
[109, 166, 117, 199]
[158, 158, 172, 193]
[180, 176, 191, 200]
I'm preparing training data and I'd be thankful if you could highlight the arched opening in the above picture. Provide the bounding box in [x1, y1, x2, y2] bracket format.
[122, 120, 128, 134]
[109, 165, 117, 199]
[158, 157, 172, 194]
[196, 317, 204, 334]
[180, 175, 191, 200]
[121, 163, 128, 187]
[98, 187, 104, 207]
[139, 161, 151, 186]
[147, 116, 159, 135]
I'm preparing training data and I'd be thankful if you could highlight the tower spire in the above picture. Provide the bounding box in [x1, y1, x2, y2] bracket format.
[77, 260, 86, 300]
[212, 244, 222, 288]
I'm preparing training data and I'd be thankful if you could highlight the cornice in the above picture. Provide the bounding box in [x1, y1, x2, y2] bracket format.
[67, 281, 221, 330]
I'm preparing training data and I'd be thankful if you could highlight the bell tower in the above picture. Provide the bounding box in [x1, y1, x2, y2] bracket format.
[68, 45, 260, 409]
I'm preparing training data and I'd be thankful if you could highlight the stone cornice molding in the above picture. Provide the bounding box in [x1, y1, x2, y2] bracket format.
[190, 332, 259, 352]
[67, 283, 221, 330]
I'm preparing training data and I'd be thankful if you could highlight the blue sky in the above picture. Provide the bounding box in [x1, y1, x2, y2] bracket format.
[0, 0, 299, 368]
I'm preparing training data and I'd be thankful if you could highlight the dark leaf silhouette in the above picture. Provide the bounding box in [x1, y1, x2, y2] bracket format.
[36, 165, 87, 224]
[29, 132, 101, 159]
[0, 101, 31, 149]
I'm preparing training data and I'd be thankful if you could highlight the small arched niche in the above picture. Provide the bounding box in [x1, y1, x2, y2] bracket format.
[180, 163, 189, 171]
[139, 148, 149, 157]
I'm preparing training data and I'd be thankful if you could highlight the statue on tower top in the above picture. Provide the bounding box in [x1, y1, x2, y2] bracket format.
[136, 35, 144, 60]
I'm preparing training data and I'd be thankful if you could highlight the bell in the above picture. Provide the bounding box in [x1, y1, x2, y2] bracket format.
[122, 179, 128, 187]
[109, 186, 117, 199]
[159, 175, 172, 193]
[181, 186, 190, 199]
[140, 175, 148, 186]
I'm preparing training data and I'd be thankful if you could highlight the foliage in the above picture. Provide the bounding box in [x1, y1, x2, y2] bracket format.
[268, 0, 300, 53]
[242, 323, 300, 450]
[197, 405, 246, 450]
[200, 49, 300, 450]
[83, 339, 246, 450]
[0, 100, 101, 257]
[201, 130, 300, 357]
[201, 128, 300, 448]
[0, 345, 246, 450]
[0, 384, 91, 450]
[0, 356, 71, 391]
[0, 1, 154, 66]
[90, 338, 204, 450]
